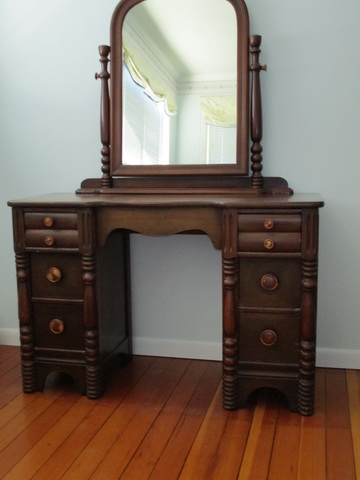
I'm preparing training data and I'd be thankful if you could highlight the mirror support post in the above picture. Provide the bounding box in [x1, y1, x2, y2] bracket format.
[249, 35, 266, 190]
[95, 45, 112, 188]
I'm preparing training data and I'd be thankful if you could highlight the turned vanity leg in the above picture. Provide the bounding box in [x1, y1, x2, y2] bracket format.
[222, 256, 239, 409]
[299, 259, 318, 415]
[299, 209, 319, 415]
[16, 252, 37, 393]
[82, 254, 103, 398]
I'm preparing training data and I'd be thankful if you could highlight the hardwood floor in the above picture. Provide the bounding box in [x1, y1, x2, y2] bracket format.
[0, 345, 359, 479]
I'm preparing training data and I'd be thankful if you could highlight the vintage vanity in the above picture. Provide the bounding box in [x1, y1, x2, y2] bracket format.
[8, 0, 323, 415]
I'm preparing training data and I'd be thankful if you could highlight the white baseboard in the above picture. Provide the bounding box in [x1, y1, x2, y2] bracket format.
[0, 328, 19, 346]
[132, 336, 222, 361]
[1, 328, 359, 369]
[316, 347, 360, 369]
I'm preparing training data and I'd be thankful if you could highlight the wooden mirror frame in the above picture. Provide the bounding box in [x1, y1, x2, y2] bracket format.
[78, 0, 293, 194]
[109, 0, 249, 180]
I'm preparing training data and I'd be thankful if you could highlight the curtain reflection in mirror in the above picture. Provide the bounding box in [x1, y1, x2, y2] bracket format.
[122, 0, 237, 166]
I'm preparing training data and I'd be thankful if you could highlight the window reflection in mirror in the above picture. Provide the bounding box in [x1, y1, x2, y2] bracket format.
[122, 0, 237, 166]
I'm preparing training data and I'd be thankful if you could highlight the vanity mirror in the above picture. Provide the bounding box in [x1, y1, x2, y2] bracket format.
[79, 0, 292, 193]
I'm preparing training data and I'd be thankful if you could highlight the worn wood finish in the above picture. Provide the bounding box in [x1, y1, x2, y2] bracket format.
[0, 346, 359, 480]
[8, 193, 323, 413]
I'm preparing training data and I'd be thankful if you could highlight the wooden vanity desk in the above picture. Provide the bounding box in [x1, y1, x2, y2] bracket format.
[8, 0, 324, 415]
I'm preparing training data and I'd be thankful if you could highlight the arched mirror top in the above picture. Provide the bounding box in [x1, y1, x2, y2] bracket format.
[109, 0, 250, 178]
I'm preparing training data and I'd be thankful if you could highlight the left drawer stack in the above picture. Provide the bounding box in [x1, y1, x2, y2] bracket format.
[12, 208, 89, 394]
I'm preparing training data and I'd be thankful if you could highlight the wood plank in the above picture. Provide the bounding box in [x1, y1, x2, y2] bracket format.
[267, 398, 301, 480]
[236, 390, 280, 480]
[0, 348, 20, 375]
[347, 369, 360, 480]
[3, 395, 96, 480]
[0, 377, 24, 409]
[0, 346, 19, 364]
[89, 358, 191, 479]
[297, 367, 327, 480]
[325, 368, 356, 480]
[178, 383, 229, 479]
[59, 357, 178, 479]
[32, 355, 156, 480]
[207, 402, 254, 479]
[149, 361, 222, 480]
[0, 389, 41, 429]
[0, 364, 22, 393]
[119, 360, 210, 479]
[0, 390, 79, 478]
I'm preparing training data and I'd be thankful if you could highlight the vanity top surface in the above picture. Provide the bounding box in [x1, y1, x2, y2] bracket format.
[8, 192, 324, 209]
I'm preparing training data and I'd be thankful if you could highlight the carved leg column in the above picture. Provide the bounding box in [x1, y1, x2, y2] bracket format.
[299, 209, 319, 415]
[222, 256, 239, 410]
[15, 253, 36, 392]
[82, 254, 102, 398]
[299, 259, 318, 415]
[222, 209, 239, 410]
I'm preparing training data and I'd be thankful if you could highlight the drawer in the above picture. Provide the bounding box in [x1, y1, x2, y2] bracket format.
[239, 258, 301, 308]
[33, 303, 84, 351]
[24, 212, 78, 230]
[238, 312, 299, 366]
[238, 232, 301, 253]
[238, 214, 301, 232]
[25, 229, 79, 249]
[31, 253, 83, 299]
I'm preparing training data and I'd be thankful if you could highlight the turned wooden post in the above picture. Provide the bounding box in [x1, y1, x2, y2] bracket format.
[299, 209, 319, 415]
[95, 45, 112, 188]
[249, 35, 266, 190]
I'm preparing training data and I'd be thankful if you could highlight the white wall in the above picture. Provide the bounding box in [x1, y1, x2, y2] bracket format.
[1, 0, 360, 368]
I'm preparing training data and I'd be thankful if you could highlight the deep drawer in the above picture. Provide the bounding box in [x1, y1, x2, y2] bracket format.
[31, 253, 83, 299]
[238, 311, 299, 366]
[33, 303, 84, 351]
[25, 229, 79, 249]
[238, 214, 301, 232]
[238, 232, 301, 253]
[24, 212, 78, 230]
[239, 258, 301, 308]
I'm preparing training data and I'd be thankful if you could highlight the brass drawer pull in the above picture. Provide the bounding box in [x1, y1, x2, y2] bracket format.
[260, 329, 278, 346]
[260, 273, 279, 291]
[44, 235, 55, 246]
[43, 216, 54, 227]
[46, 267, 62, 283]
[49, 318, 64, 334]
[264, 238, 274, 250]
[263, 219, 274, 230]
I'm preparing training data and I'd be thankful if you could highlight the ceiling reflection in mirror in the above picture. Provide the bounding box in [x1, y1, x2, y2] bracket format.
[122, 0, 237, 166]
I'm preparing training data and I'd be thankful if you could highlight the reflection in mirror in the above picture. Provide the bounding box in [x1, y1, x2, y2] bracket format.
[122, 0, 237, 166]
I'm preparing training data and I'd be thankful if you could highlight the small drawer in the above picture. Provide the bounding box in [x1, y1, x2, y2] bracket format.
[24, 212, 78, 230]
[238, 312, 299, 366]
[31, 253, 83, 299]
[33, 303, 84, 351]
[238, 232, 301, 253]
[239, 258, 301, 308]
[25, 229, 79, 249]
[238, 214, 301, 232]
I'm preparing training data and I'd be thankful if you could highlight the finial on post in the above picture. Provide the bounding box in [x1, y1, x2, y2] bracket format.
[249, 35, 266, 190]
[95, 45, 112, 189]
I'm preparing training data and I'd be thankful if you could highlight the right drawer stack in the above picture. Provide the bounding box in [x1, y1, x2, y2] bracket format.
[237, 213, 302, 385]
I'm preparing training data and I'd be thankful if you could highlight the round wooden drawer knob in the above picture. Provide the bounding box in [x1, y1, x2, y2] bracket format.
[44, 235, 55, 246]
[263, 219, 274, 230]
[260, 273, 279, 291]
[43, 216, 54, 227]
[46, 267, 62, 283]
[49, 318, 64, 335]
[260, 329, 278, 346]
[263, 238, 274, 250]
